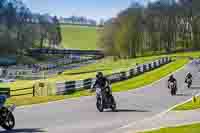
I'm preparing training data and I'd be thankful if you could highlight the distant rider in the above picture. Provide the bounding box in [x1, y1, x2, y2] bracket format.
[185, 72, 192, 83]
[168, 75, 177, 89]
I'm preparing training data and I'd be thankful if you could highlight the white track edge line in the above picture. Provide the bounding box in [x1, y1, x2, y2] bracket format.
[111, 63, 200, 132]
[112, 92, 200, 133]
[134, 120, 200, 133]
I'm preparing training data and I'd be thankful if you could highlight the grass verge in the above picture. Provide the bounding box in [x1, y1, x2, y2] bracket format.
[139, 123, 200, 133]
[8, 50, 200, 91]
[174, 96, 200, 111]
[6, 58, 188, 107]
[8, 55, 162, 91]
[61, 25, 98, 50]
[112, 58, 188, 92]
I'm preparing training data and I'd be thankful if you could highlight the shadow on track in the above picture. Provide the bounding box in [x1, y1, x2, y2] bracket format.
[176, 93, 192, 97]
[106, 109, 150, 113]
[0, 128, 46, 133]
[190, 87, 200, 90]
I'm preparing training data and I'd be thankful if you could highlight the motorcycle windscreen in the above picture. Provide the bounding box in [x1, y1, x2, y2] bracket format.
[8, 105, 16, 112]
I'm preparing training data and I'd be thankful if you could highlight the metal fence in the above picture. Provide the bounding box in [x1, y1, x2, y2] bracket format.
[0, 86, 34, 97]
[1, 58, 99, 80]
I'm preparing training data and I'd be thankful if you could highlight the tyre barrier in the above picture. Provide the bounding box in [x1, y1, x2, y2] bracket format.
[54, 57, 172, 95]
[0, 57, 172, 97]
[56, 78, 96, 95]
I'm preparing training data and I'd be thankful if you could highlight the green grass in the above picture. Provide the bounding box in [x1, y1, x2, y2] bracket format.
[171, 51, 200, 58]
[140, 123, 200, 133]
[57, 55, 163, 81]
[61, 25, 99, 50]
[112, 58, 188, 92]
[174, 96, 200, 111]
[6, 90, 93, 106]
[4, 50, 200, 106]
[8, 55, 161, 92]
[12, 51, 199, 86]
[0, 83, 9, 88]
[6, 58, 188, 106]
[5, 56, 159, 97]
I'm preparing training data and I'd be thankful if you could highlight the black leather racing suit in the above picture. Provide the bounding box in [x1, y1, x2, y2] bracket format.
[93, 77, 112, 102]
[168, 77, 177, 89]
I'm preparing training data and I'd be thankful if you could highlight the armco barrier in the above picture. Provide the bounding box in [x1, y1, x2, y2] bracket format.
[0, 86, 34, 98]
[3, 56, 170, 97]
[29, 48, 104, 56]
[55, 78, 96, 95]
[56, 82, 67, 95]
[0, 88, 10, 97]
[83, 78, 93, 89]
[107, 73, 121, 83]
[54, 57, 172, 95]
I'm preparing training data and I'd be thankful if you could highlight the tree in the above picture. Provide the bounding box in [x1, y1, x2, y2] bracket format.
[38, 14, 49, 48]
[48, 16, 62, 48]
[99, 19, 105, 27]
[98, 0, 199, 58]
[0, 0, 63, 56]
[98, 19, 120, 57]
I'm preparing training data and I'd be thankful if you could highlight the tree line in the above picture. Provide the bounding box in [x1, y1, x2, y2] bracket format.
[99, 0, 196, 58]
[0, 0, 62, 56]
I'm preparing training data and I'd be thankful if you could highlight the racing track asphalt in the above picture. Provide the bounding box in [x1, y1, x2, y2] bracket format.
[1, 62, 200, 133]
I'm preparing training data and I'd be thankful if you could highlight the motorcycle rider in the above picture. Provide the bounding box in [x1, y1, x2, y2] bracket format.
[93, 72, 112, 102]
[168, 75, 177, 89]
[185, 72, 192, 83]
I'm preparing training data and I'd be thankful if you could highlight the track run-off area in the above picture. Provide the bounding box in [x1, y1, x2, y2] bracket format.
[1, 61, 200, 133]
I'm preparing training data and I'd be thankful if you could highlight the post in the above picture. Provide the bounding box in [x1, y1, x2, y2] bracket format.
[43, 71, 45, 79]
[192, 95, 197, 103]
[33, 85, 35, 97]
[8, 89, 11, 97]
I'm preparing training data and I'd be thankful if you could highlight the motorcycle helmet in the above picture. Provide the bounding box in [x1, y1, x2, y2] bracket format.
[170, 75, 174, 79]
[187, 72, 191, 75]
[96, 72, 103, 78]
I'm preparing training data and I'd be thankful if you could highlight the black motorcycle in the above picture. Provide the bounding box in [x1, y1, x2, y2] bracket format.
[168, 82, 177, 96]
[95, 86, 116, 112]
[185, 78, 192, 88]
[0, 95, 15, 130]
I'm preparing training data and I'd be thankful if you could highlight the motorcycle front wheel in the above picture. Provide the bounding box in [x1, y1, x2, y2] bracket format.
[96, 98, 104, 112]
[188, 82, 192, 88]
[1, 112, 15, 130]
[171, 87, 177, 96]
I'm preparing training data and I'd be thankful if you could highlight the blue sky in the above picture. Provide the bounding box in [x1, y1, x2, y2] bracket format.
[22, 0, 153, 21]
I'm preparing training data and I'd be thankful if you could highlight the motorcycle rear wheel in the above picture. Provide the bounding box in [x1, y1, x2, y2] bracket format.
[171, 88, 177, 96]
[111, 103, 116, 111]
[110, 97, 116, 111]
